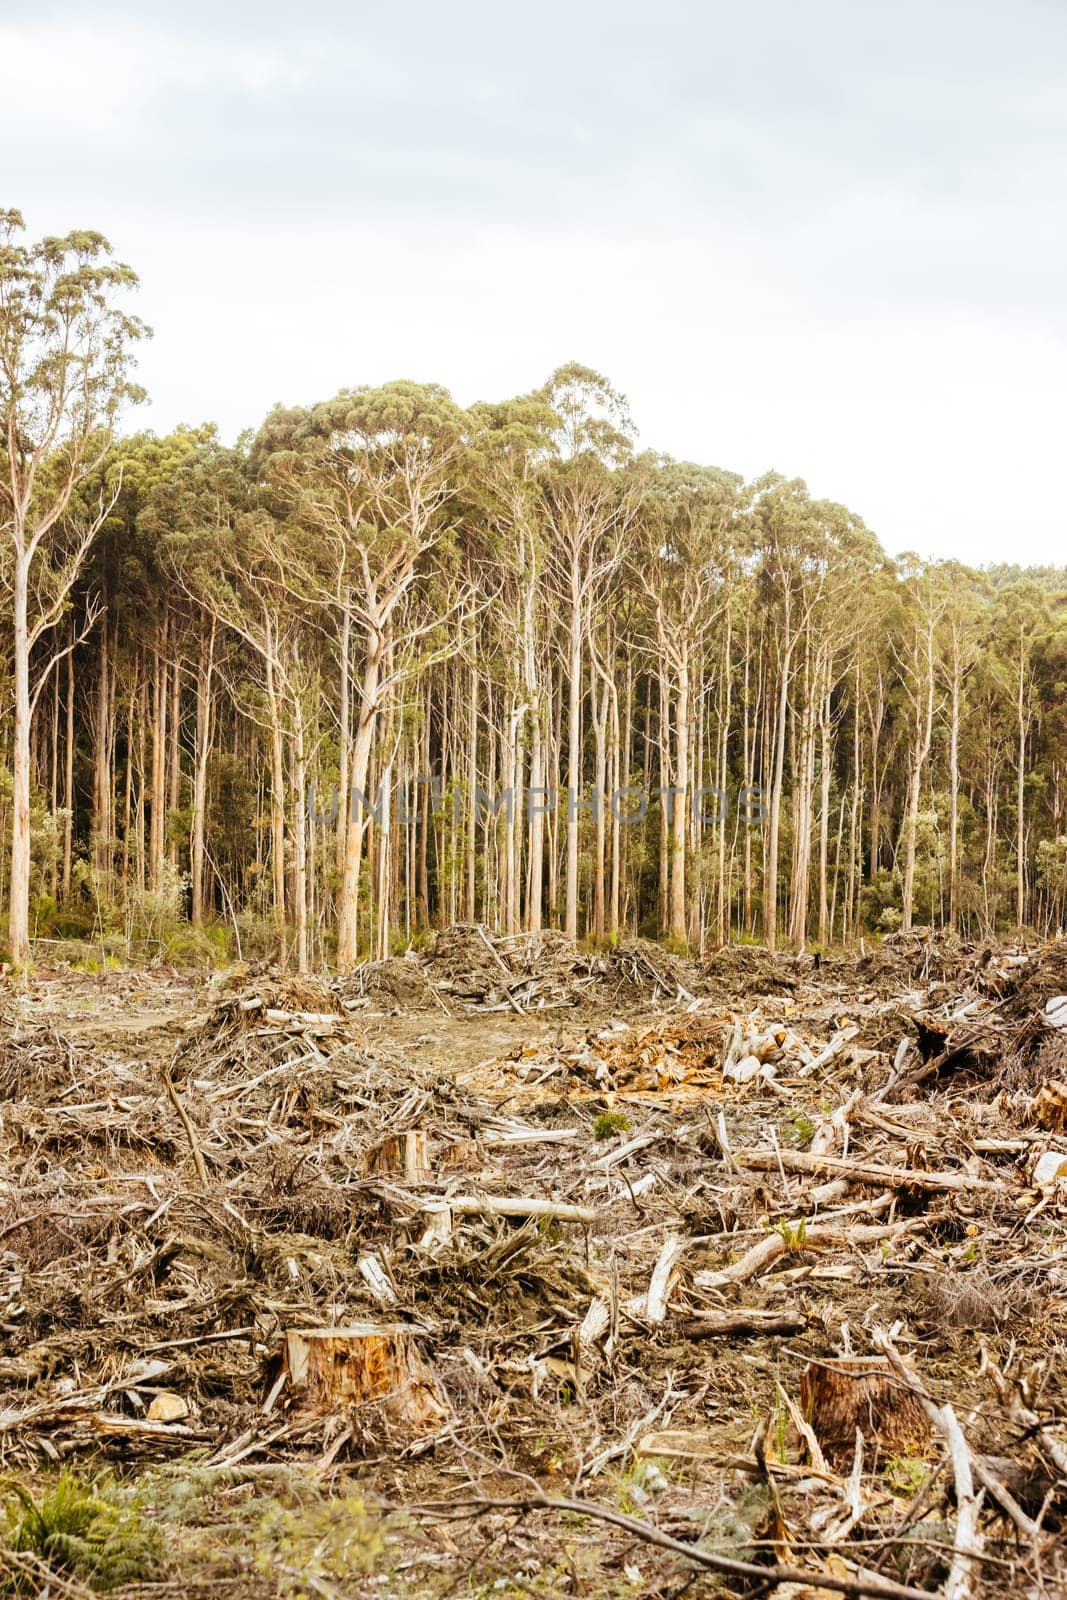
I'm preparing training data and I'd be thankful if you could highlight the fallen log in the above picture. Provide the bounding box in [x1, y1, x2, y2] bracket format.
[735, 1148, 1005, 1193]
[797, 1025, 860, 1076]
[415, 1489, 944, 1600]
[694, 1219, 915, 1290]
[678, 1307, 806, 1337]
[640, 1231, 686, 1323]
[429, 1195, 597, 1223]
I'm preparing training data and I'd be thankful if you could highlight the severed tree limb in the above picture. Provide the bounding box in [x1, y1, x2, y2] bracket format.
[161, 1066, 209, 1188]
[872, 1329, 984, 1600]
[412, 1488, 942, 1600]
[639, 1231, 686, 1323]
[679, 1308, 807, 1338]
[736, 1148, 1003, 1194]
[439, 1196, 596, 1223]
[694, 1219, 916, 1290]
[811, 1086, 866, 1155]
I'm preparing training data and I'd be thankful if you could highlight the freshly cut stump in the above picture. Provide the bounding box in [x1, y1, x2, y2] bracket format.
[440, 1137, 482, 1171]
[800, 1356, 929, 1467]
[281, 1324, 449, 1430]
[363, 1131, 431, 1183]
[1031, 1079, 1067, 1132]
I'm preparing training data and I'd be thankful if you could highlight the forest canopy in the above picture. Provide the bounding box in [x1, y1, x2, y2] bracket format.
[2, 214, 1066, 970]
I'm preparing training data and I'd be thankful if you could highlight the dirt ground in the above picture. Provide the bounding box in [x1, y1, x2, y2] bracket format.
[0, 929, 1064, 1599]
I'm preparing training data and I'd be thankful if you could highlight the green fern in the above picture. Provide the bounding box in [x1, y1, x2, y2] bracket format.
[2, 1471, 162, 1592]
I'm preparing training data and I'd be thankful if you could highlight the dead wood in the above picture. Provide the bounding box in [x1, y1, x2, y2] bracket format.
[414, 1489, 944, 1599]
[800, 1355, 931, 1469]
[363, 1130, 431, 1182]
[275, 1324, 449, 1431]
[735, 1147, 1005, 1192]
[677, 1307, 807, 1337]
[2, 937, 1064, 1599]
[872, 1332, 985, 1600]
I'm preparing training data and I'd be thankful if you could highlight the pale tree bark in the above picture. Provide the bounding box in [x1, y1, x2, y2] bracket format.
[899, 581, 943, 933]
[1015, 631, 1035, 929]
[0, 214, 145, 964]
[670, 645, 690, 944]
[817, 672, 833, 947]
[190, 618, 217, 928]
[61, 631, 75, 905]
[765, 590, 794, 951]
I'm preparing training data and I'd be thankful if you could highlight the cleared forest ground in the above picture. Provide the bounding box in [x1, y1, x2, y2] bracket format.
[0, 929, 1064, 1599]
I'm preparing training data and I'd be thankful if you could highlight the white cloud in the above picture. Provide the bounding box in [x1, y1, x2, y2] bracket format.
[0, 21, 321, 131]
[3, 2, 1066, 569]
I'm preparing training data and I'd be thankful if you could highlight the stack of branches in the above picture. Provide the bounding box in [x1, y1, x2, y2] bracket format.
[496, 1009, 876, 1095]
[335, 924, 703, 1016]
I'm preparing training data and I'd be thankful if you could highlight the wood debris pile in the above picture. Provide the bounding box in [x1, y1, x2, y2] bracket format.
[337, 922, 701, 1015]
[0, 936, 1063, 1596]
[498, 1011, 871, 1093]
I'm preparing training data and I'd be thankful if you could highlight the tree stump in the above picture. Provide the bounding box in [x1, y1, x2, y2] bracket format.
[363, 1131, 431, 1183]
[440, 1137, 482, 1172]
[1031, 1079, 1067, 1132]
[279, 1324, 449, 1430]
[800, 1356, 930, 1467]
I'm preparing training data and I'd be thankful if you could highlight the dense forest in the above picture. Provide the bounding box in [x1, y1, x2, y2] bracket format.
[3, 213, 1067, 970]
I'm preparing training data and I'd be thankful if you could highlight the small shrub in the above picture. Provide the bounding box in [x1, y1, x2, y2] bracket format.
[783, 1112, 815, 1148]
[254, 1490, 384, 1597]
[162, 922, 232, 969]
[884, 1455, 930, 1495]
[592, 1111, 631, 1140]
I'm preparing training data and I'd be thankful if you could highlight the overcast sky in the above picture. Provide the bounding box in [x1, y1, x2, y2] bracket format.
[3, 0, 1065, 566]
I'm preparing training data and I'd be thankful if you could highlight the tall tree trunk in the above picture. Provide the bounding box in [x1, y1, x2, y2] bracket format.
[465, 656, 479, 923]
[292, 692, 309, 972]
[948, 661, 961, 931]
[264, 633, 288, 967]
[61, 631, 75, 907]
[336, 601, 352, 875]
[190, 619, 217, 928]
[1016, 638, 1028, 928]
[149, 616, 168, 891]
[765, 605, 794, 952]
[669, 647, 689, 945]
[564, 557, 582, 941]
[9, 556, 32, 964]
[817, 674, 832, 946]
[337, 633, 383, 970]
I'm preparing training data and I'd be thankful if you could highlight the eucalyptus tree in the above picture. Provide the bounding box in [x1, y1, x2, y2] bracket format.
[892, 559, 949, 933]
[465, 393, 556, 932]
[78, 425, 217, 903]
[751, 476, 880, 949]
[537, 364, 639, 941]
[254, 382, 470, 968]
[991, 582, 1050, 928]
[0, 210, 146, 962]
[140, 444, 299, 954]
[937, 563, 988, 930]
[635, 458, 743, 945]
